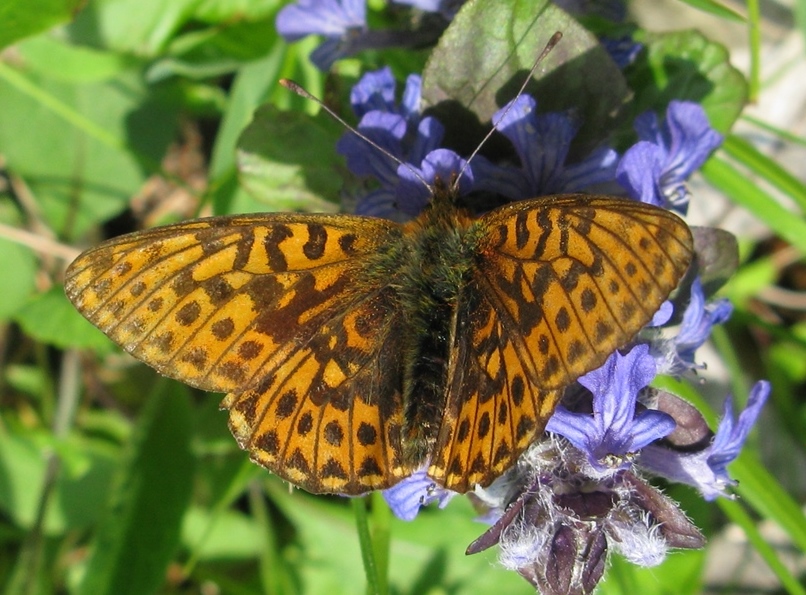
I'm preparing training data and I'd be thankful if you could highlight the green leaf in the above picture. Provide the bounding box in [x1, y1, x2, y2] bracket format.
[147, 18, 280, 82]
[181, 506, 263, 560]
[17, 34, 132, 83]
[422, 0, 629, 155]
[722, 134, 806, 213]
[701, 157, 806, 254]
[65, 0, 200, 56]
[0, 429, 118, 534]
[209, 41, 288, 214]
[0, 0, 84, 50]
[628, 30, 747, 133]
[601, 549, 705, 595]
[14, 286, 114, 352]
[236, 104, 344, 212]
[194, 0, 279, 22]
[77, 382, 195, 595]
[675, 0, 746, 22]
[0, 64, 179, 238]
[267, 483, 532, 595]
[0, 237, 37, 321]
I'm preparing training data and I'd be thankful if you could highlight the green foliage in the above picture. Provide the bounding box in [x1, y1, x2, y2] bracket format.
[0, 0, 803, 594]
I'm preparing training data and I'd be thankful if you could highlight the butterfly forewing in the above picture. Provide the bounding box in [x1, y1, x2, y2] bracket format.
[427, 195, 693, 492]
[477, 195, 692, 388]
[65, 213, 412, 493]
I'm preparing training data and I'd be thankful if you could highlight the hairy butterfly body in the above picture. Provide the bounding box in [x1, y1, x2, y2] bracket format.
[65, 185, 693, 494]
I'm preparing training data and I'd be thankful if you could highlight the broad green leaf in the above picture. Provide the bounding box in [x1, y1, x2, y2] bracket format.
[181, 506, 263, 560]
[267, 483, 532, 595]
[17, 34, 132, 83]
[0, 429, 118, 534]
[0, 236, 37, 320]
[628, 30, 747, 133]
[0, 64, 179, 238]
[194, 0, 280, 22]
[147, 18, 280, 82]
[422, 0, 629, 156]
[77, 383, 195, 595]
[15, 286, 114, 352]
[65, 0, 200, 56]
[236, 104, 344, 212]
[0, 0, 84, 50]
[601, 550, 705, 595]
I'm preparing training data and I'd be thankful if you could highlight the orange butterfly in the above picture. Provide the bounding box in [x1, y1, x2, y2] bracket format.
[65, 181, 692, 494]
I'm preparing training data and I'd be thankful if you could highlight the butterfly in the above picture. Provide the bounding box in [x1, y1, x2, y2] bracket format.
[65, 180, 692, 495]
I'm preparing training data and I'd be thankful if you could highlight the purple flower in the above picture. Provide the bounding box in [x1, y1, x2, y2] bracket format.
[276, 0, 367, 70]
[616, 100, 723, 213]
[348, 67, 423, 121]
[383, 469, 456, 520]
[472, 95, 618, 200]
[640, 381, 770, 500]
[601, 36, 642, 69]
[336, 68, 447, 219]
[394, 149, 472, 216]
[546, 345, 676, 475]
[467, 446, 705, 593]
[653, 278, 733, 375]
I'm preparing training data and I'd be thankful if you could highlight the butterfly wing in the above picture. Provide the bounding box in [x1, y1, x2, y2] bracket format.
[65, 213, 410, 494]
[428, 195, 694, 491]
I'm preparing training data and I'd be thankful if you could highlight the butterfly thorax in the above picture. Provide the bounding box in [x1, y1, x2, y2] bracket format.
[396, 191, 481, 465]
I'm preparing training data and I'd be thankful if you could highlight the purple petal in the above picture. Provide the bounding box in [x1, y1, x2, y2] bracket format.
[336, 111, 407, 180]
[662, 101, 723, 188]
[395, 148, 471, 216]
[408, 116, 445, 165]
[546, 406, 599, 449]
[276, 0, 366, 40]
[354, 188, 400, 219]
[601, 36, 642, 69]
[560, 146, 619, 192]
[616, 141, 665, 206]
[579, 345, 657, 437]
[393, 0, 461, 19]
[548, 346, 673, 472]
[650, 301, 674, 327]
[383, 470, 456, 521]
[639, 381, 770, 500]
[470, 156, 531, 201]
[400, 74, 423, 120]
[708, 380, 770, 475]
[621, 101, 722, 212]
[350, 66, 397, 117]
[674, 278, 733, 364]
[309, 38, 348, 71]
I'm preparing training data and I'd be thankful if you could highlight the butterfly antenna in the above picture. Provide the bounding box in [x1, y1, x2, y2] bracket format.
[279, 79, 434, 192]
[451, 31, 563, 193]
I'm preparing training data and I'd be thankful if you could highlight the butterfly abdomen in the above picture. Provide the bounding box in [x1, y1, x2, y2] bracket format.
[398, 203, 478, 465]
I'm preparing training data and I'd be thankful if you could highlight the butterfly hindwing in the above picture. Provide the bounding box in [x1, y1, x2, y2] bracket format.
[428, 281, 564, 492]
[65, 213, 411, 494]
[224, 284, 410, 494]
